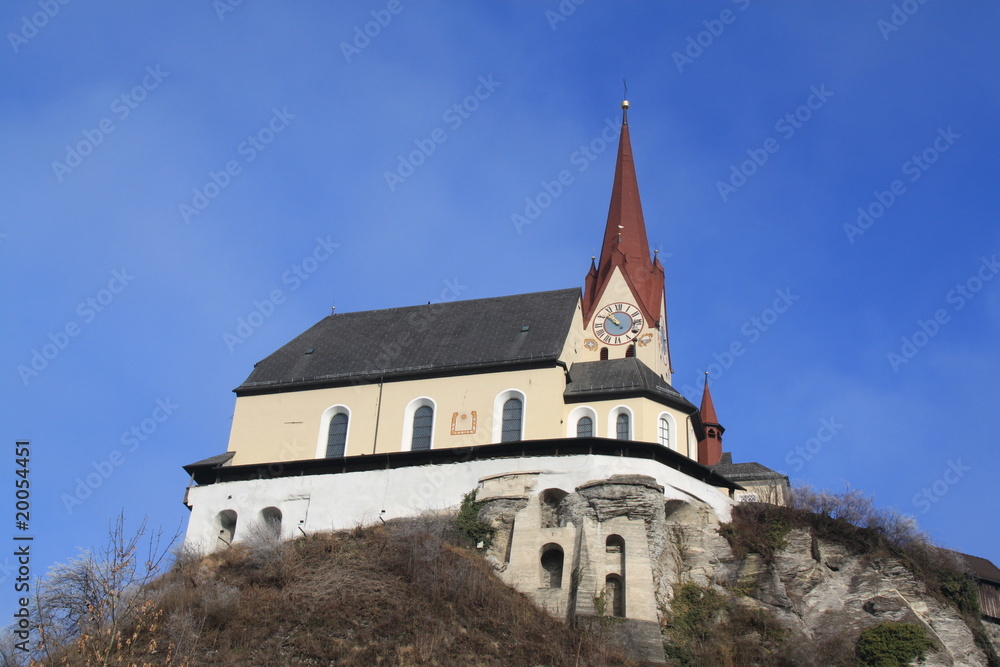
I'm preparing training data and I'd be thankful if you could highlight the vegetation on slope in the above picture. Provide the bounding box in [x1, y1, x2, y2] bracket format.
[14, 515, 634, 666]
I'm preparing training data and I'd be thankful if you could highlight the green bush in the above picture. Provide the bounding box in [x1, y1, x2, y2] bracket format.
[856, 622, 934, 666]
[455, 490, 493, 548]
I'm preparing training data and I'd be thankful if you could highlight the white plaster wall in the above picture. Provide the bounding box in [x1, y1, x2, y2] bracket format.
[183, 454, 733, 553]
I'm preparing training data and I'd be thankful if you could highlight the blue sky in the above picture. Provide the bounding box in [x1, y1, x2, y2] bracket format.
[3, 2, 999, 621]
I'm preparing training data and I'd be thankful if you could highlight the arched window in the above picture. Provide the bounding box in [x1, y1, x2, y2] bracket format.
[658, 413, 676, 450]
[492, 390, 526, 443]
[616, 413, 630, 440]
[260, 507, 282, 539]
[501, 398, 523, 442]
[412, 406, 433, 451]
[600, 347, 609, 360]
[216, 510, 237, 547]
[567, 406, 597, 438]
[326, 413, 348, 457]
[605, 574, 625, 617]
[317, 405, 350, 458]
[540, 544, 564, 588]
[625, 344, 635, 358]
[402, 398, 436, 451]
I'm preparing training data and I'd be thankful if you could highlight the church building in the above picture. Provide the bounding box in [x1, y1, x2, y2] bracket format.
[182, 100, 785, 660]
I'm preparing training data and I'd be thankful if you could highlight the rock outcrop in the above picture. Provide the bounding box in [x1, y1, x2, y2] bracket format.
[478, 475, 994, 665]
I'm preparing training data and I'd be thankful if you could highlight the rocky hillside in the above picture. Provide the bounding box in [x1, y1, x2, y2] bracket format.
[17, 497, 1000, 666]
[655, 499, 1000, 666]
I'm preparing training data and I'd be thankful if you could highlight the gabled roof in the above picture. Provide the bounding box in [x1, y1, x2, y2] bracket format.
[236, 288, 581, 394]
[708, 461, 789, 482]
[564, 357, 695, 410]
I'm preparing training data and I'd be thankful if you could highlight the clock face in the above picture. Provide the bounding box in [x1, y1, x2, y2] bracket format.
[594, 302, 644, 345]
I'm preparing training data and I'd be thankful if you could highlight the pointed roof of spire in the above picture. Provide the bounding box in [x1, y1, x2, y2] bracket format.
[700, 374, 720, 426]
[582, 100, 666, 328]
[599, 103, 653, 270]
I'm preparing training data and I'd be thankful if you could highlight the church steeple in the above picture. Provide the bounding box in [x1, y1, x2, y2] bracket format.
[582, 99, 669, 371]
[697, 374, 725, 466]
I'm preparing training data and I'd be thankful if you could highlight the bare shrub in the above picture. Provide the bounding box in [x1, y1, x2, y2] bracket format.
[31, 513, 178, 666]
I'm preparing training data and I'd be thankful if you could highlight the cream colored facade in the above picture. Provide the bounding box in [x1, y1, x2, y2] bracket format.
[226, 269, 691, 467]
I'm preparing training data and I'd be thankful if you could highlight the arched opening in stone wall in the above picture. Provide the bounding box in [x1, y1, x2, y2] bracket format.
[539, 488, 568, 529]
[606, 534, 626, 573]
[604, 574, 625, 618]
[540, 543, 564, 589]
[260, 506, 282, 538]
[216, 510, 237, 547]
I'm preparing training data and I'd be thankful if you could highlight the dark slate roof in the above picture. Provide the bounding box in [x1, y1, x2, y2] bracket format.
[709, 461, 788, 482]
[564, 357, 695, 410]
[183, 452, 234, 473]
[236, 288, 581, 394]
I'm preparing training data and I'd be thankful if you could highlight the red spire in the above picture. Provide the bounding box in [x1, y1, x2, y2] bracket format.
[582, 102, 665, 328]
[697, 374, 725, 466]
[700, 376, 719, 425]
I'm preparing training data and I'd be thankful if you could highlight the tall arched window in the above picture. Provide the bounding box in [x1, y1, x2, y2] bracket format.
[600, 347, 609, 360]
[493, 390, 526, 443]
[576, 416, 593, 438]
[616, 413, 630, 440]
[658, 415, 671, 449]
[317, 405, 351, 458]
[326, 413, 348, 457]
[625, 344, 635, 358]
[412, 405, 433, 451]
[501, 398, 523, 442]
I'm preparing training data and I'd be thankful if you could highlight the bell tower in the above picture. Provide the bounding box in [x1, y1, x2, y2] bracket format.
[582, 100, 671, 380]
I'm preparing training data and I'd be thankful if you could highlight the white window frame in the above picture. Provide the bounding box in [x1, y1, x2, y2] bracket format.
[567, 405, 598, 438]
[402, 397, 436, 451]
[492, 389, 526, 443]
[608, 405, 634, 440]
[316, 405, 351, 458]
[657, 411, 677, 450]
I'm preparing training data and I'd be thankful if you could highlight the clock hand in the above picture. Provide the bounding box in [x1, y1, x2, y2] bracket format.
[609, 315, 621, 326]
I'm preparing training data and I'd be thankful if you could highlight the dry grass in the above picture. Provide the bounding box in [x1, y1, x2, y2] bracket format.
[78, 515, 635, 666]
